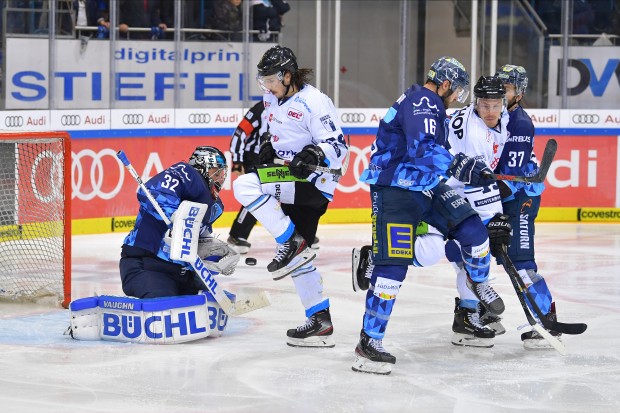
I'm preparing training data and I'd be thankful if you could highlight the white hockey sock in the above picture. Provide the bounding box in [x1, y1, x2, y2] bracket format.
[233, 173, 291, 240]
[291, 264, 325, 311]
[454, 263, 478, 305]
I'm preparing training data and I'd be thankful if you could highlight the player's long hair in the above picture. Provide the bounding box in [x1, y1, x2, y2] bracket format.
[291, 68, 314, 89]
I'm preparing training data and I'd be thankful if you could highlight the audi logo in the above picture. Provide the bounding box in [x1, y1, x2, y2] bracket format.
[4, 116, 24, 127]
[61, 115, 82, 126]
[32, 150, 64, 203]
[72, 149, 125, 201]
[340, 113, 366, 123]
[188, 113, 212, 124]
[572, 114, 600, 124]
[122, 114, 144, 125]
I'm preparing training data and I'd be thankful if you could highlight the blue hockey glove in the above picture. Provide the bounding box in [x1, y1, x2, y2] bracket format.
[487, 213, 512, 257]
[447, 153, 496, 187]
[289, 145, 326, 179]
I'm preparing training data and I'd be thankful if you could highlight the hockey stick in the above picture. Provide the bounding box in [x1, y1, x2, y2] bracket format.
[272, 135, 351, 177]
[483, 138, 558, 183]
[116, 150, 271, 316]
[498, 246, 587, 338]
[273, 158, 344, 176]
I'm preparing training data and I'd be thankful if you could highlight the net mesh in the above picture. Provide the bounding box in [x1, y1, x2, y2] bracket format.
[0, 138, 67, 304]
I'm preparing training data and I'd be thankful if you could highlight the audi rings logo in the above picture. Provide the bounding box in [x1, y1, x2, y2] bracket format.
[188, 113, 212, 124]
[122, 114, 144, 125]
[336, 145, 372, 194]
[61, 115, 82, 127]
[340, 113, 366, 123]
[572, 114, 600, 124]
[72, 149, 125, 201]
[4, 116, 24, 128]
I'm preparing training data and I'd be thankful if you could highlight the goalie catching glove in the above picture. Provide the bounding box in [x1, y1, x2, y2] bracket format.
[198, 237, 240, 276]
[447, 153, 496, 187]
[486, 213, 512, 258]
[289, 145, 326, 179]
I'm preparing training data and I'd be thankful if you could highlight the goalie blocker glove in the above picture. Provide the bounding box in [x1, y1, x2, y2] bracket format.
[447, 152, 496, 187]
[289, 145, 326, 179]
[487, 213, 512, 258]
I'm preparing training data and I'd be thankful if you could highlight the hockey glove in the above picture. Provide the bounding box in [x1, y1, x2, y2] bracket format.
[258, 141, 276, 164]
[231, 162, 244, 174]
[447, 153, 496, 187]
[486, 213, 512, 258]
[289, 145, 326, 179]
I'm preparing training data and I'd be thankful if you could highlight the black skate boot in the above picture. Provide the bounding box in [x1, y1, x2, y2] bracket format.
[521, 302, 562, 350]
[352, 329, 396, 375]
[452, 298, 495, 347]
[466, 274, 505, 315]
[351, 245, 373, 292]
[310, 236, 320, 250]
[227, 235, 251, 254]
[286, 308, 335, 348]
[268, 230, 316, 280]
[480, 306, 506, 335]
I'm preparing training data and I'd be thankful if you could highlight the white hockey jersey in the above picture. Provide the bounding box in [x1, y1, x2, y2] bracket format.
[263, 84, 348, 199]
[446, 104, 510, 222]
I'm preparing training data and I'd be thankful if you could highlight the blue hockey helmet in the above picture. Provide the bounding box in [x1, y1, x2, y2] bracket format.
[427, 56, 470, 103]
[189, 146, 228, 191]
[495, 64, 528, 95]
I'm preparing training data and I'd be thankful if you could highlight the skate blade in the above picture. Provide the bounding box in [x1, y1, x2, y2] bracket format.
[286, 335, 335, 348]
[271, 248, 316, 281]
[351, 248, 361, 292]
[485, 321, 506, 335]
[523, 337, 562, 351]
[229, 244, 250, 254]
[451, 333, 494, 348]
[351, 355, 392, 375]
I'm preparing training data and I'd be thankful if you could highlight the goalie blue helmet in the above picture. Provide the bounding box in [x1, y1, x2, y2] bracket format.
[427, 56, 470, 103]
[189, 146, 227, 191]
[495, 64, 528, 95]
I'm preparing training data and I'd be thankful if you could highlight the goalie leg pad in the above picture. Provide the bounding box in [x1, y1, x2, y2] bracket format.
[68, 292, 228, 344]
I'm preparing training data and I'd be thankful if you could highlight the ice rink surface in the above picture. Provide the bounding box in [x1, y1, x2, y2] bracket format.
[1, 223, 619, 413]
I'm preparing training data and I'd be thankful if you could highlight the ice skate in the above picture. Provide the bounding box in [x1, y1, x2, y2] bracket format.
[310, 236, 320, 250]
[286, 308, 335, 348]
[451, 298, 495, 348]
[352, 330, 396, 375]
[522, 303, 562, 350]
[351, 245, 373, 292]
[268, 231, 316, 280]
[480, 306, 506, 335]
[227, 235, 251, 254]
[466, 275, 505, 315]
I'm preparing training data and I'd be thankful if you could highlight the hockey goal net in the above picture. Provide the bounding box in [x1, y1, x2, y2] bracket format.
[0, 132, 71, 307]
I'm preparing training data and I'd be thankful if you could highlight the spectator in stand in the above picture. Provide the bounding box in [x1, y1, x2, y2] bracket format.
[208, 0, 243, 41]
[118, 0, 158, 39]
[251, 0, 290, 42]
[74, 0, 106, 29]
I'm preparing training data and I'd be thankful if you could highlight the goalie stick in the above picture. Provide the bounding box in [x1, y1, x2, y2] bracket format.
[116, 150, 271, 317]
[483, 138, 558, 183]
[498, 246, 587, 354]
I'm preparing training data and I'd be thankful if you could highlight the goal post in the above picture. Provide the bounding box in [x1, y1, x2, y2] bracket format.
[0, 132, 71, 307]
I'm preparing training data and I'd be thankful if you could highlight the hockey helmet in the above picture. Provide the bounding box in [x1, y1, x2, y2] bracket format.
[427, 56, 470, 103]
[473, 75, 506, 100]
[257, 45, 298, 77]
[189, 146, 228, 191]
[495, 64, 528, 95]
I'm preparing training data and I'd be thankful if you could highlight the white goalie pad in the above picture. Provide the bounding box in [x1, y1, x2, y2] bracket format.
[169, 201, 209, 262]
[67, 291, 228, 344]
[198, 237, 240, 276]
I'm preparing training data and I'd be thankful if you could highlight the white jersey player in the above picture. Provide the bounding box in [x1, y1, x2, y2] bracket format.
[233, 45, 348, 348]
[444, 75, 512, 347]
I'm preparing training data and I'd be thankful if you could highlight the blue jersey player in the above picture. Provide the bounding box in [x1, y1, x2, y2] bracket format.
[120, 146, 230, 299]
[351, 57, 512, 375]
[494, 65, 561, 349]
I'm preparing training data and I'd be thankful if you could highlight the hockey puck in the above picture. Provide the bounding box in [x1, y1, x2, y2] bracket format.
[245, 257, 257, 266]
